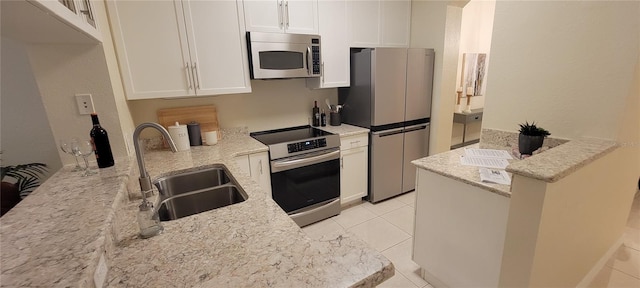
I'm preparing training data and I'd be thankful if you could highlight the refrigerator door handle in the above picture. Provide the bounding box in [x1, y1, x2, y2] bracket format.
[373, 127, 405, 137]
[403, 123, 429, 133]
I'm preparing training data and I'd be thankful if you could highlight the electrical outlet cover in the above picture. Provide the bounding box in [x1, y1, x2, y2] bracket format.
[75, 94, 94, 115]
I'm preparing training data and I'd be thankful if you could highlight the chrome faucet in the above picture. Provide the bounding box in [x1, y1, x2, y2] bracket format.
[133, 122, 178, 193]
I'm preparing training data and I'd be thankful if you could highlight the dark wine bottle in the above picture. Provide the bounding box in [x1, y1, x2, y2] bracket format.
[90, 113, 115, 168]
[312, 101, 320, 127]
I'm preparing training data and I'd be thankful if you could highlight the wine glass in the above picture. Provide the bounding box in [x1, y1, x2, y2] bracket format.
[74, 140, 97, 177]
[60, 138, 83, 172]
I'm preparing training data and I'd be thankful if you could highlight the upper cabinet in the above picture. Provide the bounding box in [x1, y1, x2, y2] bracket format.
[243, 0, 318, 34]
[347, 0, 411, 48]
[107, 0, 251, 100]
[1, 0, 102, 44]
[306, 0, 349, 88]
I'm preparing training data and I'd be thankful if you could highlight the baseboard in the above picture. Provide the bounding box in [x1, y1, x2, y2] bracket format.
[420, 268, 449, 288]
[575, 236, 624, 288]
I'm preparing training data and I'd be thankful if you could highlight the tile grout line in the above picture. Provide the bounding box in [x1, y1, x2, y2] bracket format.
[609, 266, 640, 280]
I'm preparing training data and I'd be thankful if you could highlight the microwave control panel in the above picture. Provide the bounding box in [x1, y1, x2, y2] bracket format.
[311, 38, 321, 75]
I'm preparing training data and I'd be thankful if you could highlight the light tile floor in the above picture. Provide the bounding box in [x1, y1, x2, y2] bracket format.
[302, 191, 640, 288]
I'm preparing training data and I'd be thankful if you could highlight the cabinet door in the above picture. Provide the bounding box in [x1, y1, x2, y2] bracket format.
[107, 0, 193, 99]
[380, 0, 411, 47]
[313, 0, 349, 88]
[284, 0, 318, 34]
[33, 0, 102, 41]
[249, 152, 272, 197]
[347, 0, 379, 47]
[243, 0, 283, 33]
[341, 146, 368, 205]
[182, 0, 251, 96]
[234, 155, 251, 176]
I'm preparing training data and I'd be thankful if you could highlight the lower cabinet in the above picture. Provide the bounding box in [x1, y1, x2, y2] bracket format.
[234, 152, 272, 197]
[340, 134, 369, 205]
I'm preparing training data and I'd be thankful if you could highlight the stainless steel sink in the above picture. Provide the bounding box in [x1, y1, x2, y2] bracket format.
[153, 165, 232, 197]
[153, 165, 248, 221]
[157, 185, 247, 221]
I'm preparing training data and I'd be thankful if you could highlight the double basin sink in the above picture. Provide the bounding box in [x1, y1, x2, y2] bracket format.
[153, 165, 248, 221]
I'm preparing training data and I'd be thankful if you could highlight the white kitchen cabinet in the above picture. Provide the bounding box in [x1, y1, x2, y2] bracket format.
[107, 0, 251, 100]
[347, 0, 411, 48]
[340, 134, 369, 205]
[235, 152, 272, 197]
[306, 0, 349, 89]
[1, 0, 101, 43]
[243, 0, 318, 34]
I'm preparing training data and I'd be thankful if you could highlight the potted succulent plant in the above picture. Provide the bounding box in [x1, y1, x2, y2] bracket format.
[518, 121, 551, 155]
[1, 163, 48, 216]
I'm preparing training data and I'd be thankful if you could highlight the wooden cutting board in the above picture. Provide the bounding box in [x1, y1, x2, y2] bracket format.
[157, 105, 220, 141]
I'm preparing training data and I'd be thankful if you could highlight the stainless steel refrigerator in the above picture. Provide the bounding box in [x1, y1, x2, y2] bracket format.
[339, 48, 434, 203]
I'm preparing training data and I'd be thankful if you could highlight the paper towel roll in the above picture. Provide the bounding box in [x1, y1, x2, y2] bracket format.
[168, 122, 190, 151]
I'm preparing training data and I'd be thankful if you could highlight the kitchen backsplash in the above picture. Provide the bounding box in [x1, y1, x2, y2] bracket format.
[129, 79, 338, 139]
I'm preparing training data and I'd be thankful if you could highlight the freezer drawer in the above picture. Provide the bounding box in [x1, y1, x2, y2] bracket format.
[370, 128, 404, 203]
[402, 123, 430, 193]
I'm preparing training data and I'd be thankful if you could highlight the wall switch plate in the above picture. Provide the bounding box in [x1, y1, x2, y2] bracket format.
[75, 94, 94, 115]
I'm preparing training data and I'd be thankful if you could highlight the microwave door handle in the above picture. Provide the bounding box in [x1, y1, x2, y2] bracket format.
[306, 47, 312, 75]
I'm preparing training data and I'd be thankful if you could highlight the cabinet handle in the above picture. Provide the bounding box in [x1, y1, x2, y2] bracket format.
[185, 63, 192, 90]
[350, 140, 360, 145]
[259, 159, 263, 175]
[192, 62, 200, 90]
[321, 62, 325, 83]
[340, 157, 344, 169]
[278, 1, 283, 28]
[284, 1, 290, 28]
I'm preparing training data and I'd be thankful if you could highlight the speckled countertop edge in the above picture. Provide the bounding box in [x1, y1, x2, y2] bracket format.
[1, 132, 393, 287]
[317, 123, 370, 137]
[411, 129, 619, 198]
[411, 143, 513, 198]
[506, 137, 618, 182]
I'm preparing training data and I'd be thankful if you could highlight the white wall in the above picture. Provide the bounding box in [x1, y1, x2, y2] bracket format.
[456, 0, 495, 110]
[0, 37, 62, 177]
[26, 43, 129, 165]
[92, 0, 136, 156]
[483, 0, 639, 140]
[451, 0, 496, 146]
[128, 79, 338, 136]
[411, 0, 463, 155]
[501, 147, 637, 287]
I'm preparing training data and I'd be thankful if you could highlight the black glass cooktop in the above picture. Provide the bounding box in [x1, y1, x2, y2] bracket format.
[250, 125, 332, 145]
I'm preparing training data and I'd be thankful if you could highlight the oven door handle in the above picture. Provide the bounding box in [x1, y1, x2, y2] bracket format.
[271, 149, 340, 172]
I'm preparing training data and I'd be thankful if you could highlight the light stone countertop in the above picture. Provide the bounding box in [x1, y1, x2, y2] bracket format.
[411, 129, 618, 197]
[317, 124, 370, 137]
[0, 132, 393, 287]
[411, 143, 514, 198]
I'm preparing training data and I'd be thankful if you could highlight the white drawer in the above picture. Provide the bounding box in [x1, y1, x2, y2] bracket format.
[340, 133, 369, 149]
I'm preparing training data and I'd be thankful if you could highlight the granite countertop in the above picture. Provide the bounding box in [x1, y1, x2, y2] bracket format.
[0, 132, 393, 287]
[411, 129, 618, 197]
[411, 143, 514, 198]
[317, 124, 370, 137]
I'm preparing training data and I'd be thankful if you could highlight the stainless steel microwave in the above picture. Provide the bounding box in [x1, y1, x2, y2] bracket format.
[246, 32, 321, 79]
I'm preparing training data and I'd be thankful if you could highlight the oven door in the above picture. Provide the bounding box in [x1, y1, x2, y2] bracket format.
[270, 148, 340, 213]
[249, 42, 316, 79]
